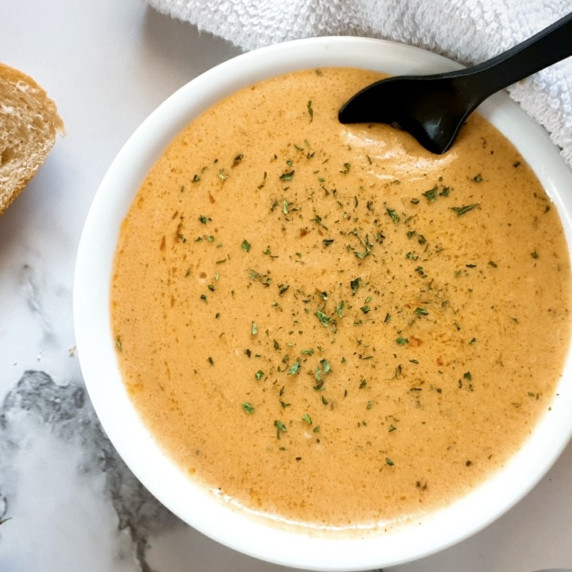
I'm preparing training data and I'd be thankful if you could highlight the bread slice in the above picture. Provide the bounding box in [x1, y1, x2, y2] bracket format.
[0, 63, 64, 214]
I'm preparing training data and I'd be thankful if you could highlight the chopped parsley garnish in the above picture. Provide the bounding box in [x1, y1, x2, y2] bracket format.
[451, 204, 480, 216]
[315, 310, 330, 326]
[386, 208, 400, 223]
[422, 186, 438, 202]
[274, 420, 287, 438]
[242, 402, 255, 414]
[307, 100, 314, 122]
[287, 360, 301, 375]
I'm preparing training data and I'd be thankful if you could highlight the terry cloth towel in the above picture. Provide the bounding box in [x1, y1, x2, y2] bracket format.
[146, 0, 572, 169]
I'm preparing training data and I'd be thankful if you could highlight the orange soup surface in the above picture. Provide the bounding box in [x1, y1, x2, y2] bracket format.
[111, 67, 571, 529]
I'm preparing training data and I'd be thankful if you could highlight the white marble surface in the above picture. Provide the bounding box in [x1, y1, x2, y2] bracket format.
[0, 1, 571, 571]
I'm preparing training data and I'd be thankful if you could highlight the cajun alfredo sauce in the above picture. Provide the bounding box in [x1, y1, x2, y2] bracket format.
[111, 68, 571, 529]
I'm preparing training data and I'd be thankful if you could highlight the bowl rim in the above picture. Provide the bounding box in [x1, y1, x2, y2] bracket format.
[73, 35, 572, 571]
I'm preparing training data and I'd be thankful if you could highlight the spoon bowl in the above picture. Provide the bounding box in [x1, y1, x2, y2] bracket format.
[339, 12, 572, 153]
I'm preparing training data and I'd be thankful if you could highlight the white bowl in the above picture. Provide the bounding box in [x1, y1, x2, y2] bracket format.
[73, 37, 572, 571]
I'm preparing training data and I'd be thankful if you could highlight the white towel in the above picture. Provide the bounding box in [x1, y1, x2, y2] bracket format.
[146, 0, 572, 169]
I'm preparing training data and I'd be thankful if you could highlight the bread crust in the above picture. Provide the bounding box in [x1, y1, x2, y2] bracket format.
[0, 63, 64, 214]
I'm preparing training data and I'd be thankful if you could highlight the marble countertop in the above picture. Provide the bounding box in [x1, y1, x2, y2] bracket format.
[1, 1, 571, 571]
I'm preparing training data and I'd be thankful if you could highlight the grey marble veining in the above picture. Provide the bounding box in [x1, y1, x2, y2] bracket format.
[0, 371, 181, 572]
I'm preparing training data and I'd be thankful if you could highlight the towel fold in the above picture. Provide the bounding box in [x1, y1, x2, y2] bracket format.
[147, 0, 572, 169]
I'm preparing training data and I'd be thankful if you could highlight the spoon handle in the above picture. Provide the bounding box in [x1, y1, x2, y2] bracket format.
[456, 12, 572, 103]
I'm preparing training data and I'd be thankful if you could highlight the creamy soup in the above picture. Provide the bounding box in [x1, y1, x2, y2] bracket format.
[111, 68, 571, 529]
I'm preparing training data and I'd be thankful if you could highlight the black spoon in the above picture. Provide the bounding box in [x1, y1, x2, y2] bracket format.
[338, 12, 572, 154]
